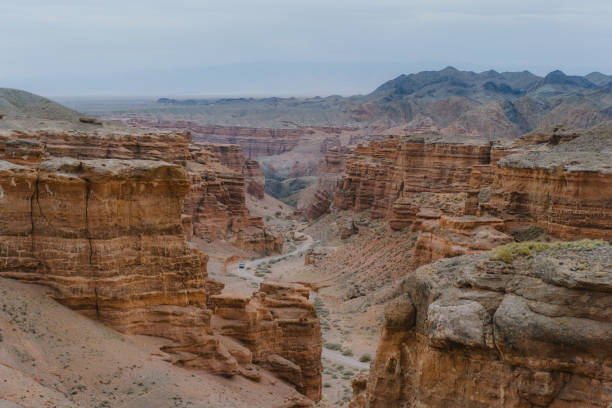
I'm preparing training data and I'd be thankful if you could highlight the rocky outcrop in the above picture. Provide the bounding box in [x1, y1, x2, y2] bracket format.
[0, 157, 320, 401]
[413, 214, 513, 267]
[336, 135, 493, 219]
[1, 130, 192, 164]
[489, 152, 612, 240]
[301, 146, 351, 220]
[185, 148, 282, 254]
[0, 130, 281, 254]
[193, 142, 266, 199]
[302, 189, 331, 220]
[0, 158, 236, 373]
[211, 282, 322, 401]
[335, 127, 612, 240]
[352, 240, 612, 407]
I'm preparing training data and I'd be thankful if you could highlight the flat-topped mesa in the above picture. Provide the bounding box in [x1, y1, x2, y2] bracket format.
[1, 130, 192, 165]
[352, 241, 612, 407]
[211, 282, 322, 401]
[336, 135, 493, 221]
[489, 151, 612, 240]
[0, 158, 236, 373]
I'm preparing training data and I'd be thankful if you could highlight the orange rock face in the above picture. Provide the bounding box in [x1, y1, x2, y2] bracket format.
[194, 142, 266, 199]
[0, 130, 282, 254]
[211, 282, 322, 401]
[335, 136, 493, 219]
[185, 144, 282, 254]
[2, 130, 192, 164]
[0, 158, 235, 372]
[413, 214, 512, 267]
[489, 152, 612, 240]
[0, 156, 321, 401]
[334, 132, 612, 240]
[352, 242, 612, 407]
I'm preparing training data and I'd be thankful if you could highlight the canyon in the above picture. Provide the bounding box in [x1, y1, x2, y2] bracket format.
[0, 128, 320, 407]
[1, 81, 611, 408]
[350, 240, 611, 407]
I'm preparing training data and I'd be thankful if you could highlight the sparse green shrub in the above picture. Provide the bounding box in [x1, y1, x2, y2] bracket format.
[512, 225, 545, 242]
[359, 354, 372, 363]
[490, 239, 608, 264]
[325, 342, 342, 351]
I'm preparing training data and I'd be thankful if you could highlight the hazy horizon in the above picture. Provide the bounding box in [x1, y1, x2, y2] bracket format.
[2, 0, 612, 97]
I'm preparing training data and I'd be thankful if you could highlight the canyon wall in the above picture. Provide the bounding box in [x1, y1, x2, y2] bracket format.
[488, 151, 612, 240]
[335, 135, 493, 220]
[351, 241, 612, 407]
[301, 146, 351, 220]
[0, 130, 281, 254]
[334, 130, 611, 242]
[125, 120, 356, 158]
[0, 155, 319, 400]
[211, 282, 322, 401]
[0, 157, 235, 372]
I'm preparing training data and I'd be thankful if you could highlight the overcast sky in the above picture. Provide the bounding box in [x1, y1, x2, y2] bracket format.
[2, 0, 611, 96]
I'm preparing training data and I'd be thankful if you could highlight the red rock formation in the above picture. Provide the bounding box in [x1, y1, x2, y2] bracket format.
[351, 241, 612, 407]
[211, 282, 322, 401]
[0, 158, 236, 373]
[489, 152, 612, 240]
[412, 214, 512, 267]
[335, 131, 611, 240]
[185, 147, 282, 254]
[336, 135, 493, 219]
[301, 146, 351, 220]
[0, 157, 320, 401]
[0, 130, 281, 254]
[2, 130, 192, 164]
[193, 142, 266, 199]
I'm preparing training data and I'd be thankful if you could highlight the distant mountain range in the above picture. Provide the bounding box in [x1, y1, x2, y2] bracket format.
[157, 67, 612, 138]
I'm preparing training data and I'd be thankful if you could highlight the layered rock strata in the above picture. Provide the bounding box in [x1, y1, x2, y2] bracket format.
[211, 282, 322, 401]
[335, 129, 612, 240]
[185, 146, 282, 254]
[0, 157, 320, 400]
[336, 135, 493, 220]
[352, 241, 612, 407]
[489, 151, 612, 240]
[0, 158, 235, 372]
[1, 130, 192, 164]
[0, 130, 281, 254]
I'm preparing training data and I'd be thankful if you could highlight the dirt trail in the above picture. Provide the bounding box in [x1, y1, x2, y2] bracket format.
[230, 234, 370, 372]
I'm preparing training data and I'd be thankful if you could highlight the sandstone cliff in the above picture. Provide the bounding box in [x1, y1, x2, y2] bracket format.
[335, 127, 612, 242]
[351, 240, 612, 407]
[0, 156, 319, 401]
[0, 130, 282, 254]
[335, 135, 493, 220]
[211, 282, 323, 401]
[0, 158, 235, 372]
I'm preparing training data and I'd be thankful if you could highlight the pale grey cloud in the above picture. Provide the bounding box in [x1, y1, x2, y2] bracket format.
[1, 0, 610, 95]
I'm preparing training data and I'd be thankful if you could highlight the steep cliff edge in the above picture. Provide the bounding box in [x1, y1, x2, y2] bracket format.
[0, 157, 320, 402]
[0, 158, 233, 372]
[488, 124, 612, 240]
[211, 282, 322, 401]
[335, 126, 612, 242]
[335, 135, 493, 219]
[0, 130, 282, 255]
[351, 240, 612, 407]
